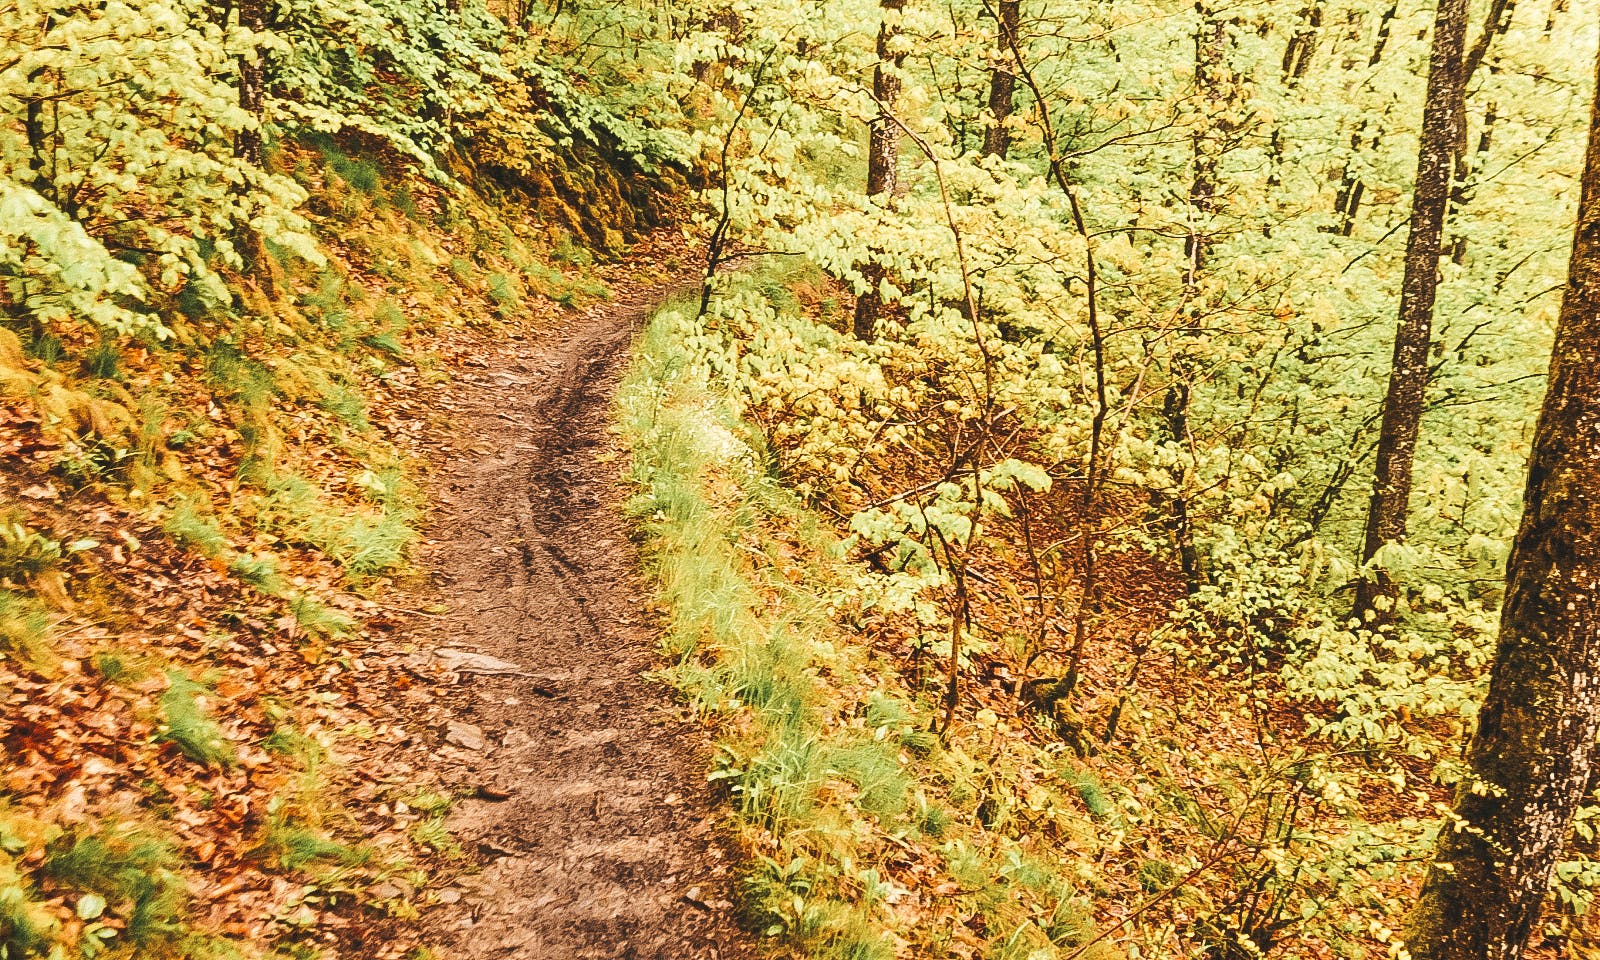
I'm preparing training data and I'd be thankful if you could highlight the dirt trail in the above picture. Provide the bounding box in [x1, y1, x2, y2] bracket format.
[392, 278, 754, 959]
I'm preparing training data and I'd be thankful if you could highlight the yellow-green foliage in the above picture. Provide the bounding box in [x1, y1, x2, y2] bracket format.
[0, 852, 56, 958]
[0, 326, 133, 448]
[163, 498, 229, 559]
[42, 824, 187, 946]
[0, 517, 64, 585]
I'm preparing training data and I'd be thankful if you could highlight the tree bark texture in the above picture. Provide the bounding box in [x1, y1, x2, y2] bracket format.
[1404, 44, 1600, 960]
[853, 0, 906, 342]
[1353, 0, 1469, 622]
[1186, 0, 1228, 273]
[235, 0, 268, 165]
[982, 0, 1020, 160]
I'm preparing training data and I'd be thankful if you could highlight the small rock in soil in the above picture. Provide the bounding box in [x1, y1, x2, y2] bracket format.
[436, 648, 525, 674]
[446, 720, 488, 751]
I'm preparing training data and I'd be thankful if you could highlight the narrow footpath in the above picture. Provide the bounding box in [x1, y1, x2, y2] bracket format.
[391, 273, 754, 959]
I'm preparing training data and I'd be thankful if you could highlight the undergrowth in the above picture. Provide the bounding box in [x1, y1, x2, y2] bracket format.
[619, 301, 1107, 960]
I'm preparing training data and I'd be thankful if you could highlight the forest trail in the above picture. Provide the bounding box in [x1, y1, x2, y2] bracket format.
[388, 273, 754, 959]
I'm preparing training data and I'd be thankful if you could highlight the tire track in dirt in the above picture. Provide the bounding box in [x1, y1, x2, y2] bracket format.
[396, 280, 755, 959]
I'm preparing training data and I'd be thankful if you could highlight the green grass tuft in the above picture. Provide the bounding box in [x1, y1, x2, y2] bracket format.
[165, 498, 228, 559]
[0, 519, 64, 583]
[288, 594, 356, 638]
[0, 590, 52, 666]
[258, 821, 368, 872]
[1061, 767, 1114, 820]
[159, 671, 236, 767]
[230, 553, 287, 595]
[362, 331, 405, 355]
[317, 384, 369, 431]
[206, 340, 276, 409]
[408, 818, 460, 858]
[256, 472, 415, 583]
[81, 341, 121, 380]
[486, 272, 522, 315]
[826, 742, 910, 819]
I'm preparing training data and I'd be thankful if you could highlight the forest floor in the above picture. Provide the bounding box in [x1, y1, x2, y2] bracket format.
[370, 248, 755, 959]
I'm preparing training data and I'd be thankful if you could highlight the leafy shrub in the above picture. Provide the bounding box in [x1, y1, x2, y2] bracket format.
[0, 520, 63, 583]
[0, 836, 54, 959]
[41, 824, 186, 947]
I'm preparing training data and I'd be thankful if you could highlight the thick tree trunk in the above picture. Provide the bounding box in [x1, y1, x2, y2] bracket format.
[853, 0, 906, 342]
[1558, 767, 1600, 952]
[1352, 0, 1469, 624]
[982, 0, 1020, 160]
[1403, 46, 1600, 960]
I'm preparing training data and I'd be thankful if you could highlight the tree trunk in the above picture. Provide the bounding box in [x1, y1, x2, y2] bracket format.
[1557, 766, 1600, 954]
[1445, 0, 1515, 263]
[1186, 0, 1227, 272]
[1404, 44, 1600, 959]
[1352, 0, 1469, 624]
[235, 0, 268, 166]
[1370, 2, 1398, 65]
[1280, 2, 1322, 83]
[1161, 0, 1236, 595]
[691, 8, 740, 84]
[1324, 5, 1398, 236]
[1547, 0, 1569, 36]
[24, 14, 56, 200]
[982, 0, 1020, 160]
[853, 0, 906, 342]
